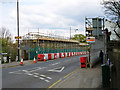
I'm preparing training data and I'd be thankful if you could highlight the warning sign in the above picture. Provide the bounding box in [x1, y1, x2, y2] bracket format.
[15, 36, 22, 39]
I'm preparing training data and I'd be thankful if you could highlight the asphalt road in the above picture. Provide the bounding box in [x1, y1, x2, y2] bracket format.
[2, 55, 86, 88]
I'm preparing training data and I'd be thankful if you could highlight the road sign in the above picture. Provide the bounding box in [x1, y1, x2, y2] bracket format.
[86, 37, 95, 43]
[86, 28, 93, 30]
[33, 40, 37, 42]
[15, 36, 22, 39]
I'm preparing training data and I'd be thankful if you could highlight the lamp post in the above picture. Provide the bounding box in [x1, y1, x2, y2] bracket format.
[17, 0, 20, 61]
[69, 26, 78, 39]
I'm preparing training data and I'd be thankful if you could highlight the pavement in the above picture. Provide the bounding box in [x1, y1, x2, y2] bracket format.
[50, 63, 102, 88]
[2, 55, 102, 88]
[1, 60, 34, 69]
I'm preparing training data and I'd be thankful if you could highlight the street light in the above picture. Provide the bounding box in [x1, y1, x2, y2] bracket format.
[70, 26, 78, 39]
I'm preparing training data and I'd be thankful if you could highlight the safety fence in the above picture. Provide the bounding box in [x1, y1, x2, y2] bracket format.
[37, 52, 89, 61]
[29, 46, 86, 60]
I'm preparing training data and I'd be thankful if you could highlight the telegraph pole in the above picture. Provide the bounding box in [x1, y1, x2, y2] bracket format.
[17, 0, 20, 61]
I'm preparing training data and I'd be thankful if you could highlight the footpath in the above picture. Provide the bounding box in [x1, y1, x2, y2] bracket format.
[1, 60, 34, 69]
[49, 63, 102, 88]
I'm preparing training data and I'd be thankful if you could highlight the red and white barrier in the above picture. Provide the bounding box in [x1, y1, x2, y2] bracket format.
[63, 53, 65, 58]
[59, 53, 61, 58]
[57, 53, 59, 58]
[65, 52, 67, 57]
[38, 54, 44, 61]
[51, 53, 54, 59]
[54, 53, 57, 59]
[70, 52, 72, 56]
[48, 53, 52, 60]
[37, 51, 88, 62]
[44, 54, 48, 61]
[75, 52, 77, 56]
[61, 53, 64, 58]
[67, 52, 70, 57]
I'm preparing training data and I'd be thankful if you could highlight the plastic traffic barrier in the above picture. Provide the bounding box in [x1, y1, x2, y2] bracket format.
[67, 52, 70, 57]
[44, 54, 48, 61]
[38, 54, 44, 61]
[80, 57, 86, 68]
[70, 52, 72, 56]
[75, 52, 77, 56]
[54, 53, 57, 59]
[57, 53, 59, 58]
[65, 53, 67, 57]
[48, 54, 52, 60]
[51, 53, 54, 59]
[59, 53, 61, 58]
[63, 53, 65, 58]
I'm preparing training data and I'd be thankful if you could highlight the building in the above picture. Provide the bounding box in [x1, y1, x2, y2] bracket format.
[19, 32, 88, 60]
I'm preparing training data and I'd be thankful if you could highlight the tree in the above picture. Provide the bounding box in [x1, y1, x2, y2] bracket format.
[0, 27, 17, 62]
[0, 27, 12, 40]
[102, 0, 120, 38]
[71, 34, 86, 43]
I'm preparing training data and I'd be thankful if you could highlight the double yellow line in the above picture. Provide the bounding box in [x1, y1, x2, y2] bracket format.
[48, 68, 78, 88]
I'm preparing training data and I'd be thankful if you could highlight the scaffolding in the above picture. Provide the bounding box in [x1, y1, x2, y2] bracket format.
[20, 32, 88, 60]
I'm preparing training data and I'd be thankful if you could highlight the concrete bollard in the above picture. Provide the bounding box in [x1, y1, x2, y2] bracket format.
[9, 57, 11, 63]
[16, 56, 18, 61]
[0, 57, 1, 64]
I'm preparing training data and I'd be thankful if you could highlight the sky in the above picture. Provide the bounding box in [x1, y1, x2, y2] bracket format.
[0, 0, 105, 41]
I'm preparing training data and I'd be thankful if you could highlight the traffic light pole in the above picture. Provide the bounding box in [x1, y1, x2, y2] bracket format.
[17, 0, 20, 61]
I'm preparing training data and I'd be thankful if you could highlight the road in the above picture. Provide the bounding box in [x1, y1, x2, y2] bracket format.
[2, 55, 85, 88]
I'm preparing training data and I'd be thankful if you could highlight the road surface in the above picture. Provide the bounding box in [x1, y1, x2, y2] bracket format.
[2, 55, 85, 88]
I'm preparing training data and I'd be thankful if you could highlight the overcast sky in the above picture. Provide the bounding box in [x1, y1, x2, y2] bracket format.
[0, 0, 105, 41]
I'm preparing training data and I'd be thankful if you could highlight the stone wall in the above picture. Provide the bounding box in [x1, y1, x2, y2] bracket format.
[107, 41, 120, 88]
[90, 36, 105, 67]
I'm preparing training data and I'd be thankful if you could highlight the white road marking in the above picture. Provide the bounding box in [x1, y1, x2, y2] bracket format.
[40, 75, 52, 79]
[9, 72, 22, 74]
[9, 72, 15, 73]
[28, 68, 42, 72]
[39, 77, 44, 80]
[45, 80, 50, 83]
[46, 77, 52, 79]
[48, 67, 65, 72]
[51, 62, 61, 66]
[33, 75, 39, 77]
[9, 70, 23, 74]
[22, 67, 47, 72]
[34, 73, 39, 75]
[22, 70, 28, 72]
[27, 73, 33, 76]
[9, 70, 21, 73]
[40, 75, 46, 77]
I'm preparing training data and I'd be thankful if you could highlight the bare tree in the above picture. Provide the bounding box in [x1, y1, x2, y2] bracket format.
[0, 27, 12, 41]
[102, 0, 120, 38]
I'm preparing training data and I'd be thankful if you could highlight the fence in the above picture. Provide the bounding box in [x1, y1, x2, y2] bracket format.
[29, 46, 86, 60]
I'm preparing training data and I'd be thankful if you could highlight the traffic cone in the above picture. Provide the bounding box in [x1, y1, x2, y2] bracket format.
[44, 56, 46, 61]
[20, 57, 23, 66]
[33, 56, 36, 63]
